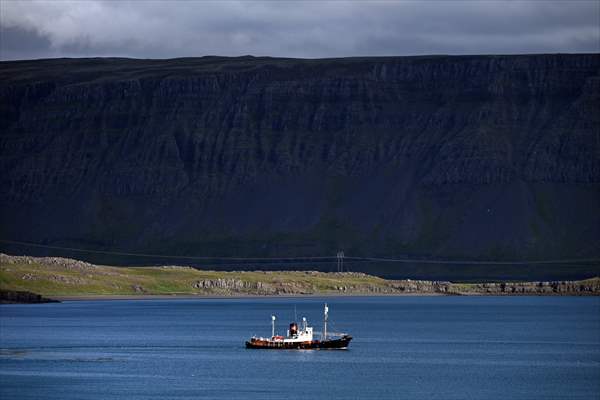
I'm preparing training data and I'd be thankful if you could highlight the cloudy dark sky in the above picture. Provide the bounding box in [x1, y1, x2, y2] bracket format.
[1, 0, 598, 60]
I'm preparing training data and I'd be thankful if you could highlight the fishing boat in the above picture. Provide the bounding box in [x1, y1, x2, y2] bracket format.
[245, 304, 352, 349]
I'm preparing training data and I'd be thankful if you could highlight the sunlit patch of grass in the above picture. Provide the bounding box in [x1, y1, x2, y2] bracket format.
[0, 261, 391, 296]
[3, 258, 597, 297]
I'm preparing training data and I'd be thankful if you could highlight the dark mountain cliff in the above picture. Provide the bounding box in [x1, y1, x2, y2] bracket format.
[1, 55, 599, 278]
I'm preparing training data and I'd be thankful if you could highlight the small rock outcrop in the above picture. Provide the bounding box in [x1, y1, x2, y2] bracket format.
[451, 280, 600, 295]
[0, 290, 59, 304]
[0, 253, 97, 270]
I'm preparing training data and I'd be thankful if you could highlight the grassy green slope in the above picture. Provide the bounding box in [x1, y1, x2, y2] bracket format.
[2, 255, 598, 297]
[0, 259, 390, 296]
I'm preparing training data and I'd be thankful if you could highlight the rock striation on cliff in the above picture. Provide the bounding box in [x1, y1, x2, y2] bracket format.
[0, 55, 599, 274]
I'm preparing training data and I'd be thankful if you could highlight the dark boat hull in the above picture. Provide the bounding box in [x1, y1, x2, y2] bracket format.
[246, 335, 352, 350]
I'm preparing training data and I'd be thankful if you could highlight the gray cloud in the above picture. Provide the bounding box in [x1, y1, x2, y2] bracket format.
[0, 25, 54, 60]
[1, 0, 598, 61]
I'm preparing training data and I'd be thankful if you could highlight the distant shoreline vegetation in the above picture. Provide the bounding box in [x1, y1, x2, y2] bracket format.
[0, 254, 598, 302]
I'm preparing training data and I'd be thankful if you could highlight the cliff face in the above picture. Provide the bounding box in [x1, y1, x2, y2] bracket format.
[0, 55, 599, 270]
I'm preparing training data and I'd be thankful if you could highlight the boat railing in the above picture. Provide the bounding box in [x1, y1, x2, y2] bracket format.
[314, 331, 347, 337]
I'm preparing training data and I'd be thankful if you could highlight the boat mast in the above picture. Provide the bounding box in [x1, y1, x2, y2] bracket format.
[323, 304, 328, 340]
[271, 315, 276, 338]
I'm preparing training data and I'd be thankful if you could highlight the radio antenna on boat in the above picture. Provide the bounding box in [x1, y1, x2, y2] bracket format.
[271, 315, 276, 338]
[323, 303, 329, 339]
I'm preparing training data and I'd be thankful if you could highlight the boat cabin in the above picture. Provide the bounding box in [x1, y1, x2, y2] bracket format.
[282, 318, 313, 342]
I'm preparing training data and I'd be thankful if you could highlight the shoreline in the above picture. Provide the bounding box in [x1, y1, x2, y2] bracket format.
[44, 292, 598, 301]
[3, 291, 598, 303]
[51, 292, 449, 301]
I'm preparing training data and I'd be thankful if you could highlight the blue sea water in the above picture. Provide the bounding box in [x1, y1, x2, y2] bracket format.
[1, 296, 599, 400]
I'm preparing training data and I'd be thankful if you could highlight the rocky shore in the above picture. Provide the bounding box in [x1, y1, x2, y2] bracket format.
[189, 277, 600, 296]
[442, 280, 600, 296]
[0, 290, 59, 304]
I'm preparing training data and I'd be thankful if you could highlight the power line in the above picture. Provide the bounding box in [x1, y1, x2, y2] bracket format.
[346, 256, 600, 265]
[1, 238, 598, 265]
[0, 239, 332, 261]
